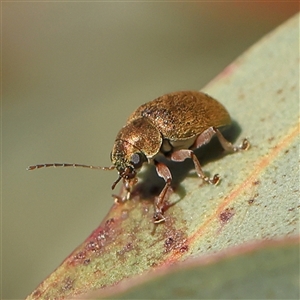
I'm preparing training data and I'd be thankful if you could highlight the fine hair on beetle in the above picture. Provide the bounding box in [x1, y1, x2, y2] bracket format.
[27, 91, 250, 223]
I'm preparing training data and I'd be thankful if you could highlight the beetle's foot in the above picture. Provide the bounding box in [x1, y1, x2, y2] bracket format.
[153, 211, 166, 223]
[112, 194, 126, 204]
[212, 174, 220, 185]
[234, 138, 250, 151]
[203, 174, 220, 185]
[240, 138, 250, 150]
[241, 139, 251, 150]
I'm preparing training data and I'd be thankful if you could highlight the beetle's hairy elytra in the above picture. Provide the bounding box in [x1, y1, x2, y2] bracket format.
[27, 91, 250, 223]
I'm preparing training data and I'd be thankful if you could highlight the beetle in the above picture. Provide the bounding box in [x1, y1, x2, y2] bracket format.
[27, 91, 250, 223]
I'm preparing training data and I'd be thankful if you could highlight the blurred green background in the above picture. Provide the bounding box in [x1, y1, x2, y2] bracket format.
[2, 2, 298, 299]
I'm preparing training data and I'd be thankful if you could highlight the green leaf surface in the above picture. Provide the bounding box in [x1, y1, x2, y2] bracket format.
[26, 13, 299, 300]
[86, 237, 300, 299]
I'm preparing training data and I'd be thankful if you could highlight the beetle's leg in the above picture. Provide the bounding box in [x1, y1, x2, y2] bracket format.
[194, 126, 250, 152]
[153, 161, 172, 223]
[124, 179, 134, 200]
[170, 149, 219, 185]
[213, 128, 250, 152]
[113, 178, 137, 203]
[113, 181, 130, 203]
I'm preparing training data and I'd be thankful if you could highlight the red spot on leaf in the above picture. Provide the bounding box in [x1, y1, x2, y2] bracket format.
[219, 207, 235, 225]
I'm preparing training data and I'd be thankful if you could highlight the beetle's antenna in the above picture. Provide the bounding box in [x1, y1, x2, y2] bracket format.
[26, 163, 115, 171]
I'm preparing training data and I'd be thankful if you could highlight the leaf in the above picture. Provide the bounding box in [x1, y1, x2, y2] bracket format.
[86, 237, 300, 299]
[26, 13, 299, 300]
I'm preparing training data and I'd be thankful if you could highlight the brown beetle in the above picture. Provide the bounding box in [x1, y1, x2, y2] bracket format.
[27, 91, 249, 223]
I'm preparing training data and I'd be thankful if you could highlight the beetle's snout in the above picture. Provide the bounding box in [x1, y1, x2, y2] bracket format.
[111, 166, 136, 190]
[120, 166, 136, 180]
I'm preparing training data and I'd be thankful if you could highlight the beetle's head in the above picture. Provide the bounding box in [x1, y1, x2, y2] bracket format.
[110, 139, 147, 190]
[110, 118, 161, 190]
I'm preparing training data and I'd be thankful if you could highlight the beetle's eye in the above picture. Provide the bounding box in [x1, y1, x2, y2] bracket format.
[130, 152, 146, 169]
